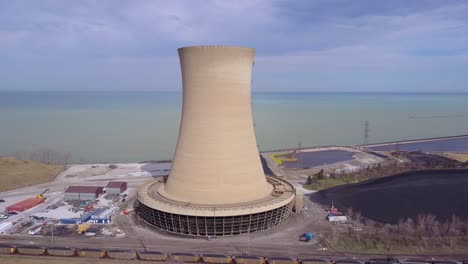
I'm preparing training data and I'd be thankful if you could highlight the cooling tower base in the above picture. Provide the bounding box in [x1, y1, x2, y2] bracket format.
[136, 176, 295, 237]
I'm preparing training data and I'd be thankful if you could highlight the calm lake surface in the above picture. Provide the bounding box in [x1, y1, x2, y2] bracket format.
[1, 92, 468, 163]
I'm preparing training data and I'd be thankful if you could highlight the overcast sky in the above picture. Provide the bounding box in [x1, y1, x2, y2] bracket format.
[1, 0, 467, 92]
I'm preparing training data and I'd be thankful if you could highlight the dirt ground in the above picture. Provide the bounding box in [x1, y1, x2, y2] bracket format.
[0, 157, 63, 192]
[441, 152, 468, 162]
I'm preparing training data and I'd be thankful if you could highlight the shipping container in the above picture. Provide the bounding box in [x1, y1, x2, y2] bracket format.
[138, 250, 168, 261]
[6, 197, 45, 214]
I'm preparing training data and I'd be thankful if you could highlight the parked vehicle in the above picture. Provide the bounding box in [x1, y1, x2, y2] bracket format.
[299, 233, 314, 242]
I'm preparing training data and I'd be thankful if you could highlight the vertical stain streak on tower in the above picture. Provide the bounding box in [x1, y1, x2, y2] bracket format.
[137, 46, 295, 237]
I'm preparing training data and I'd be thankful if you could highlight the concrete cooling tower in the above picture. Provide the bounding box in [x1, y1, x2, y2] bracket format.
[137, 46, 295, 237]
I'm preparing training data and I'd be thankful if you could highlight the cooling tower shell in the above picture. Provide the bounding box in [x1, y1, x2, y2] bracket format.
[160, 46, 272, 205]
[137, 46, 295, 236]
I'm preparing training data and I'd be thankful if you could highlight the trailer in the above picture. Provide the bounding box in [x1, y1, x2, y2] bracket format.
[6, 197, 45, 214]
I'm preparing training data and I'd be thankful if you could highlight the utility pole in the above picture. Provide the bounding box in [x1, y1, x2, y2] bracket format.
[363, 120, 370, 145]
[51, 224, 54, 247]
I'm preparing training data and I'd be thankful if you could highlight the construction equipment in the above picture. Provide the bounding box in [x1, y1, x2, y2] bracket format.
[77, 223, 91, 234]
[36, 188, 49, 199]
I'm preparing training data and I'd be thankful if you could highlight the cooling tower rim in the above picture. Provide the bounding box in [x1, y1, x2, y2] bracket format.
[178, 45, 254, 52]
[137, 176, 295, 217]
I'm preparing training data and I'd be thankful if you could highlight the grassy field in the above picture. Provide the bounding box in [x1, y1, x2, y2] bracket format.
[0, 157, 64, 192]
[442, 152, 468, 162]
[325, 230, 468, 255]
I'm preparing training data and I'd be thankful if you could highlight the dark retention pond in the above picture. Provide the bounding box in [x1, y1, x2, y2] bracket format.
[312, 169, 468, 224]
[283, 150, 354, 169]
[370, 136, 468, 152]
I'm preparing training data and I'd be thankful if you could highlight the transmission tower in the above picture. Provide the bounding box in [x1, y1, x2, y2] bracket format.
[363, 120, 370, 145]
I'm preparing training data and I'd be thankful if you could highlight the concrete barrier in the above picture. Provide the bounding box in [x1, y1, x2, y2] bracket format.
[138, 250, 168, 261]
[77, 248, 105, 258]
[17, 245, 45, 255]
[235, 255, 265, 264]
[301, 258, 329, 264]
[170, 252, 201, 263]
[0, 244, 15, 255]
[107, 249, 137, 260]
[268, 257, 298, 264]
[47, 246, 76, 257]
[203, 254, 233, 264]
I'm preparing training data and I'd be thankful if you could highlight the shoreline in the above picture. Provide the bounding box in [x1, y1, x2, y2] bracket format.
[262, 134, 468, 154]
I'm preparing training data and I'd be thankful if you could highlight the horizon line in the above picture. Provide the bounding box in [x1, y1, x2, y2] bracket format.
[1, 90, 468, 94]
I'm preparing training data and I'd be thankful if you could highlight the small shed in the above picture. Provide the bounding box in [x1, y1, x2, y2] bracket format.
[106, 181, 127, 195]
[64, 186, 104, 201]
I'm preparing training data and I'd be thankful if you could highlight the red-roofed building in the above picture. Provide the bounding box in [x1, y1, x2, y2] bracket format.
[105, 181, 127, 194]
[64, 186, 104, 201]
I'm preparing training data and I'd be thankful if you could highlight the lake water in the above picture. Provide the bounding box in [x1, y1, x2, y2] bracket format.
[1, 92, 468, 163]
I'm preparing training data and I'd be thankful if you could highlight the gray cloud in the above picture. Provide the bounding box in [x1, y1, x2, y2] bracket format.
[0, 0, 467, 92]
